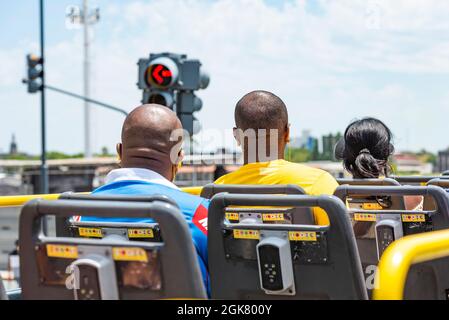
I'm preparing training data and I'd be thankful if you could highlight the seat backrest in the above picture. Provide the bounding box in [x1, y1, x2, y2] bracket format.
[19, 198, 206, 300]
[392, 175, 449, 186]
[208, 193, 367, 300]
[423, 179, 449, 218]
[427, 178, 449, 189]
[334, 185, 449, 299]
[442, 171, 449, 176]
[337, 178, 400, 186]
[374, 229, 449, 300]
[201, 184, 314, 224]
[56, 193, 176, 241]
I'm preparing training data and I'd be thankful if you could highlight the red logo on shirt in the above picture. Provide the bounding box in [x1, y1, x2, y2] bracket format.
[193, 204, 208, 235]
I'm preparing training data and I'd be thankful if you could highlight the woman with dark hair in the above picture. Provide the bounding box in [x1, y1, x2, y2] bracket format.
[335, 117, 422, 213]
[335, 117, 394, 179]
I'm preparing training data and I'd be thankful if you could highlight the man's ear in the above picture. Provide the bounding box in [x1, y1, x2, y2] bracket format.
[116, 143, 123, 161]
[233, 127, 241, 146]
[177, 149, 185, 165]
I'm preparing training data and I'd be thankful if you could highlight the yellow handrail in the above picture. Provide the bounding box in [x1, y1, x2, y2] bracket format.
[0, 187, 204, 207]
[0, 193, 61, 207]
[180, 186, 203, 196]
[373, 229, 449, 300]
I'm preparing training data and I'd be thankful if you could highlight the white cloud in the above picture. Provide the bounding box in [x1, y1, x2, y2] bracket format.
[1, 0, 449, 155]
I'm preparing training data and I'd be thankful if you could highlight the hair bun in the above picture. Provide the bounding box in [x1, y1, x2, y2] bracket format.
[359, 148, 371, 155]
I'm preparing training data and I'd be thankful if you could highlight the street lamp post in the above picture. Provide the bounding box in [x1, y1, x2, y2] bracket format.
[67, 0, 100, 158]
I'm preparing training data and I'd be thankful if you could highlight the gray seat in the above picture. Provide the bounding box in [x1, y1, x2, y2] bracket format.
[208, 193, 367, 300]
[56, 193, 176, 241]
[427, 178, 449, 189]
[201, 184, 314, 225]
[391, 175, 449, 186]
[334, 185, 449, 299]
[19, 197, 207, 300]
[334, 179, 404, 270]
[337, 178, 400, 186]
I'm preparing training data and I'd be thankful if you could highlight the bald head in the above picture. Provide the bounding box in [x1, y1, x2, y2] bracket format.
[118, 104, 184, 180]
[234, 91, 290, 164]
[235, 90, 288, 131]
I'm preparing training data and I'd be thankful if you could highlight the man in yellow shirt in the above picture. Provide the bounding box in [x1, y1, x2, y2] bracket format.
[214, 90, 338, 225]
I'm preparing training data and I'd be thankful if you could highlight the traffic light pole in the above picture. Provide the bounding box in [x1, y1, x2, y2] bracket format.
[45, 84, 128, 116]
[39, 0, 49, 235]
[39, 0, 49, 195]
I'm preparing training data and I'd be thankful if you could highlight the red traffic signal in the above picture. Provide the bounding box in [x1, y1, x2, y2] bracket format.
[144, 57, 179, 89]
[147, 64, 172, 87]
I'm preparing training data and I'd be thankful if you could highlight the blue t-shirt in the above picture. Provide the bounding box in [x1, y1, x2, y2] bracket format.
[78, 180, 210, 296]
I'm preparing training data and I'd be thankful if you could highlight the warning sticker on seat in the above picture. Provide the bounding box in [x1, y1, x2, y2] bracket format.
[46, 244, 78, 259]
[362, 203, 383, 210]
[233, 229, 260, 240]
[402, 214, 426, 222]
[354, 213, 377, 222]
[226, 212, 240, 221]
[289, 231, 317, 242]
[128, 229, 154, 238]
[112, 247, 148, 262]
[262, 213, 284, 221]
[79, 227, 103, 238]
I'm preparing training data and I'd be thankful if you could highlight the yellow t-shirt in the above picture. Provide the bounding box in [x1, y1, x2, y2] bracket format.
[214, 159, 339, 226]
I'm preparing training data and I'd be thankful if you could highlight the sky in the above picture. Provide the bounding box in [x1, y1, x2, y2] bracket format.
[1, 0, 449, 155]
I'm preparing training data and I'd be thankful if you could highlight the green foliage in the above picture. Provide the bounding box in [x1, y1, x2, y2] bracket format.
[285, 147, 311, 163]
[415, 149, 437, 165]
[95, 146, 115, 157]
[46, 151, 84, 160]
[0, 151, 84, 160]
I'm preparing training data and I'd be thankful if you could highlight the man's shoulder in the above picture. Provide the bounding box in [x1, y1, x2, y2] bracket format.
[169, 187, 210, 206]
[279, 161, 332, 179]
[93, 180, 209, 208]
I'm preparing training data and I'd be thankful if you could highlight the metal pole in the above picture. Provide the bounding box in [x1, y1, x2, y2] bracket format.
[44, 84, 128, 116]
[39, 0, 49, 195]
[83, 0, 92, 158]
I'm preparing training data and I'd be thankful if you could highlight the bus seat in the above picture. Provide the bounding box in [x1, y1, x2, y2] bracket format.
[208, 193, 367, 300]
[55, 193, 177, 241]
[392, 175, 449, 186]
[334, 185, 449, 299]
[19, 197, 206, 300]
[336, 178, 400, 186]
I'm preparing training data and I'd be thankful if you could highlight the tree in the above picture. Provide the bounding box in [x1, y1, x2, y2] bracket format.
[285, 147, 311, 163]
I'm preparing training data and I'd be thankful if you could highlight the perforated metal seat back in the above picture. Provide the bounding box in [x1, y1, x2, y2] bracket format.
[201, 184, 314, 225]
[19, 198, 206, 300]
[335, 185, 449, 299]
[208, 193, 367, 300]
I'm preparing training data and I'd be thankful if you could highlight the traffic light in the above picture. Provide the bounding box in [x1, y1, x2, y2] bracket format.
[137, 52, 209, 135]
[177, 91, 203, 135]
[25, 54, 43, 93]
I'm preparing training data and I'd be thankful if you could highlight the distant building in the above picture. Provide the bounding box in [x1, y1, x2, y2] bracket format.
[393, 153, 433, 174]
[9, 134, 17, 155]
[290, 130, 311, 149]
[437, 149, 449, 173]
[321, 133, 342, 161]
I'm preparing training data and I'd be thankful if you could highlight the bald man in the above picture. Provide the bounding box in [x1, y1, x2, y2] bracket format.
[214, 90, 339, 225]
[78, 104, 210, 293]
